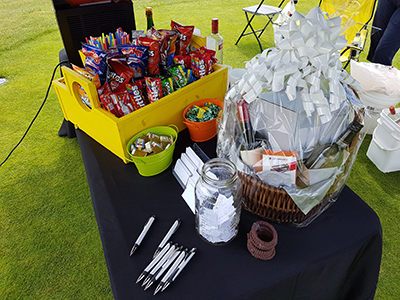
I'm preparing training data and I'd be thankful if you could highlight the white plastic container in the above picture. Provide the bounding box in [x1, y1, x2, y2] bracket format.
[367, 129, 400, 173]
[358, 91, 400, 134]
[374, 108, 400, 149]
[367, 108, 400, 172]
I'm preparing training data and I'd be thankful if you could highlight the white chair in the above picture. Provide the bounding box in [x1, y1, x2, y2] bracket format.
[235, 0, 287, 52]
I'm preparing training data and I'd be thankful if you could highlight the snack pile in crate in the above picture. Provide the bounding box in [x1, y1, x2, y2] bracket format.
[73, 22, 219, 117]
[217, 7, 366, 226]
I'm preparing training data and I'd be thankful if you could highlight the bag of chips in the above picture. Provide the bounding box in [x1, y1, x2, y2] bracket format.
[71, 64, 101, 89]
[81, 43, 108, 85]
[118, 45, 149, 79]
[136, 36, 160, 76]
[159, 29, 179, 68]
[171, 20, 194, 56]
[107, 57, 135, 93]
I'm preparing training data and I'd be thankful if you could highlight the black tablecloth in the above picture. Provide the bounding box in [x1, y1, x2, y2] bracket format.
[76, 128, 382, 300]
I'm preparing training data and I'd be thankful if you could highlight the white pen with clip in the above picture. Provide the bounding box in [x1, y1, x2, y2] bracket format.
[161, 247, 197, 292]
[142, 243, 177, 287]
[135, 241, 172, 284]
[154, 248, 188, 295]
[145, 246, 183, 291]
[153, 219, 181, 258]
[130, 215, 156, 256]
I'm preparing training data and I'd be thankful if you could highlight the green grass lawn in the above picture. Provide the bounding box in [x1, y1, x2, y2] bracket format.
[1, 0, 399, 299]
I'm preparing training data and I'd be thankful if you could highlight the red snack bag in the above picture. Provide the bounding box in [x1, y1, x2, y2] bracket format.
[145, 77, 163, 103]
[136, 78, 149, 102]
[126, 81, 148, 110]
[171, 20, 194, 56]
[190, 53, 212, 79]
[173, 55, 191, 69]
[150, 28, 178, 71]
[113, 91, 134, 117]
[196, 46, 218, 65]
[107, 57, 134, 93]
[99, 92, 120, 117]
[137, 36, 160, 76]
[159, 29, 179, 67]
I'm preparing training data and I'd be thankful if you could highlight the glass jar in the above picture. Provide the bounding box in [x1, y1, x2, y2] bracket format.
[195, 158, 242, 245]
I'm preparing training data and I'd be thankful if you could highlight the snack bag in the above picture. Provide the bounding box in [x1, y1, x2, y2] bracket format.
[113, 92, 134, 117]
[190, 53, 212, 79]
[77, 85, 91, 108]
[149, 28, 178, 71]
[99, 92, 120, 117]
[185, 68, 196, 84]
[137, 78, 149, 102]
[126, 81, 149, 110]
[81, 43, 108, 85]
[173, 55, 191, 69]
[131, 30, 146, 43]
[137, 36, 160, 76]
[107, 57, 135, 93]
[196, 46, 218, 65]
[171, 20, 194, 56]
[145, 77, 163, 103]
[168, 65, 188, 89]
[71, 64, 101, 89]
[161, 77, 175, 96]
[118, 44, 149, 79]
[159, 29, 179, 67]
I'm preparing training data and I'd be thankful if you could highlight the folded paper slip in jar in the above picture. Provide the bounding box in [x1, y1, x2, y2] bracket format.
[247, 221, 278, 260]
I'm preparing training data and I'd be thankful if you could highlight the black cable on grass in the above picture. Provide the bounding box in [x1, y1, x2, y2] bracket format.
[0, 61, 69, 167]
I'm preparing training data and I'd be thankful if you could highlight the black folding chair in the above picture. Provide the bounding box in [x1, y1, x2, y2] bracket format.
[235, 0, 286, 52]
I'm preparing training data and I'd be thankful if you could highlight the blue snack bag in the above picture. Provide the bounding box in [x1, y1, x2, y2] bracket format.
[81, 43, 108, 86]
[185, 68, 197, 85]
[118, 45, 149, 79]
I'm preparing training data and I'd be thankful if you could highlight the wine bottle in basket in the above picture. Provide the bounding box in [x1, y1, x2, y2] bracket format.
[237, 99, 256, 150]
[304, 119, 363, 170]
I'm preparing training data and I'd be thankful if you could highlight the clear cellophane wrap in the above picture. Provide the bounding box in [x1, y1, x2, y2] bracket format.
[216, 7, 366, 226]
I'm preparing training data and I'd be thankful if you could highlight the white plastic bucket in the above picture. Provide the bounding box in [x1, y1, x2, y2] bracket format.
[367, 132, 400, 173]
[374, 108, 400, 149]
[358, 91, 400, 134]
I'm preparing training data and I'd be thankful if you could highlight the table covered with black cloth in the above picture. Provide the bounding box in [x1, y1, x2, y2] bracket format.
[75, 128, 382, 300]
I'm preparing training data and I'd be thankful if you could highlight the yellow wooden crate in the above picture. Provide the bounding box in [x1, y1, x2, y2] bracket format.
[52, 64, 228, 163]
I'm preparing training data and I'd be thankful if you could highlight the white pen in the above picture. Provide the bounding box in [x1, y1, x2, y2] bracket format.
[153, 219, 181, 258]
[130, 215, 156, 256]
[136, 241, 172, 284]
[154, 248, 187, 295]
[145, 246, 183, 291]
[142, 243, 177, 287]
[161, 247, 197, 292]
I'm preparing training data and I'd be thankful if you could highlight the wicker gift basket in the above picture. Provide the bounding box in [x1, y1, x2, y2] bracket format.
[217, 7, 366, 227]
